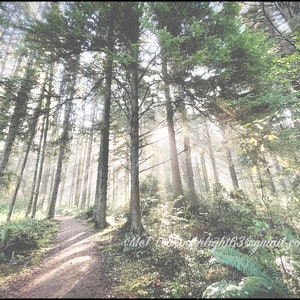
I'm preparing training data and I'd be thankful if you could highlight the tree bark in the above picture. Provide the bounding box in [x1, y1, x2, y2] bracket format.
[94, 55, 113, 229]
[47, 58, 77, 218]
[221, 126, 239, 189]
[128, 45, 143, 234]
[200, 150, 210, 193]
[81, 109, 95, 210]
[180, 102, 199, 211]
[47, 98, 73, 218]
[205, 121, 220, 186]
[32, 65, 53, 217]
[6, 67, 44, 221]
[161, 56, 184, 200]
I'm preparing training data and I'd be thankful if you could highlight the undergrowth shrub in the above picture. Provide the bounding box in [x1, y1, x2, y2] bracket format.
[201, 186, 256, 237]
[0, 218, 58, 264]
[138, 197, 212, 298]
[105, 182, 300, 298]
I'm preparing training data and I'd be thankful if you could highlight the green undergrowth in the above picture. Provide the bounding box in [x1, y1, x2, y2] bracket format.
[79, 185, 300, 298]
[0, 218, 58, 284]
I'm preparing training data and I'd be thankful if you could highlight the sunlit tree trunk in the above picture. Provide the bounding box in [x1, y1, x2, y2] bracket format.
[58, 163, 67, 206]
[86, 161, 94, 207]
[205, 121, 220, 186]
[200, 150, 210, 193]
[69, 144, 79, 207]
[74, 153, 84, 207]
[81, 110, 95, 210]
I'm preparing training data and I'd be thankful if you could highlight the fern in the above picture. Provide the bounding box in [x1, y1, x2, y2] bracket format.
[212, 246, 268, 278]
[203, 277, 273, 298]
[203, 247, 290, 298]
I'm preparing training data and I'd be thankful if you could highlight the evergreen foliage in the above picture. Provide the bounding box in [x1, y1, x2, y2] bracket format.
[207, 246, 290, 297]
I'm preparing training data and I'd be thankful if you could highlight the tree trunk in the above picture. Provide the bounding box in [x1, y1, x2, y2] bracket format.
[32, 66, 53, 217]
[200, 150, 210, 193]
[25, 120, 44, 217]
[161, 57, 184, 200]
[180, 101, 199, 211]
[81, 110, 95, 210]
[37, 163, 50, 211]
[128, 45, 143, 234]
[6, 127, 34, 222]
[6, 69, 45, 221]
[31, 123, 47, 218]
[221, 126, 239, 189]
[205, 121, 220, 185]
[94, 55, 113, 229]
[47, 58, 77, 218]
[0, 60, 34, 182]
[47, 97, 73, 218]
[74, 154, 84, 207]
[47, 100, 72, 217]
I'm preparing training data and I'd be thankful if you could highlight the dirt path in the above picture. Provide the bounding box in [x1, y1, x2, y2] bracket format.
[0, 216, 118, 298]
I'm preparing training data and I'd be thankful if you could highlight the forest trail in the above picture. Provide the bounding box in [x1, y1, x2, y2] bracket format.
[0, 216, 117, 298]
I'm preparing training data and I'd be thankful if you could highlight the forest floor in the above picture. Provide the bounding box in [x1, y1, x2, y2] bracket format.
[0, 215, 134, 299]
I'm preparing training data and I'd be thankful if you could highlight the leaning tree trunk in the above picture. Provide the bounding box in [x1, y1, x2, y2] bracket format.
[6, 69, 44, 222]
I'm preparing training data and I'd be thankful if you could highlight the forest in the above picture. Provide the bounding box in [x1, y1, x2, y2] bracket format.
[1, 1, 300, 298]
